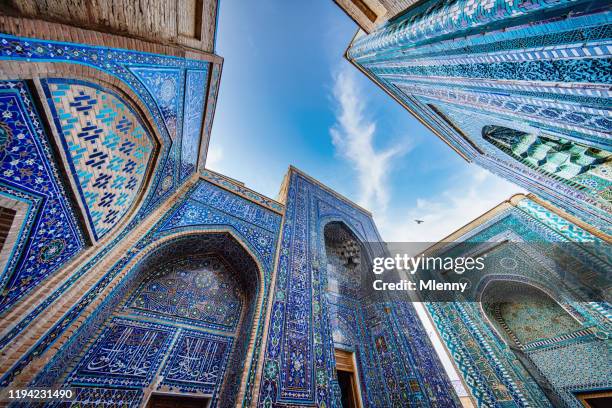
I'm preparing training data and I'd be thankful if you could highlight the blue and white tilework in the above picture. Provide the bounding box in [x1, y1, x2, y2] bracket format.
[66, 318, 175, 387]
[257, 171, 459, 407]
[160, 330, 233, 394]
[42, 78, 156, 240]
[0, 33, 215, 224]
[0, 33, 217, 334]
[347, 0, 612, 233]
[425, 197, 612, 408]
[0, 80, 86, 314]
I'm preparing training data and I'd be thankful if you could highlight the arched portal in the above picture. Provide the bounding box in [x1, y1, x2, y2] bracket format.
[481, 280, 583, 407]
[481, 280, 581, 348]
[324, 222, 365, 300]
[63, 232, 261, 408]
[323, 221, 367, 408]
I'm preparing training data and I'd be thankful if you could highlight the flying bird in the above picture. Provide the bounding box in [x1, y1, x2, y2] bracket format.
[414, 219, 424, 224]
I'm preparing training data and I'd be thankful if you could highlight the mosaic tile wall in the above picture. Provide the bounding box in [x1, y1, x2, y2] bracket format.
[346, 0, 612, 233]
[482, 284, 584, 345]
[482, 126, 611, 208]
[125, 256, 244, 332]
[0, 34, 218, 216]
[0, 33, 219, 329]
[28, 171, 457, 407]
[257, 171, 459, 407]
[26, 177, 282, 407]
[181, 70, 208, 180]
[42, 79, 156, 240]
[425, 197, 612, 407]
[61, 252, 245, 407]
[322, 222, 455, 406]
[67, 318, 177, 388]
[0, 80, 87, 314]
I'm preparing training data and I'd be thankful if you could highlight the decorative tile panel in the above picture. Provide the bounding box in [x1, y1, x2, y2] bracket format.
[258, 171, 459, 407]
[67, 318, 175, 387]
[22, 181, 281, 408]
[199, 169, 284, 213]
[200, 64, 221, 171]
[346, 0, 612, 233]
[425, 199, 612, 407]
[0, 80, 86, 314]
[42, 79, 156, 240]
[159, 330, 233, 394]
[129, 67, 183, 140]
[180, 70, 207, 181]
[0, 34, 215, 226]
[125, 255, 243, 332]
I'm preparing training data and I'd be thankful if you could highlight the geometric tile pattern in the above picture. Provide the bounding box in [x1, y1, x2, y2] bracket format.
[0, 38, 221, 353]
[3, 177, 281, 398]
[515, 199, 598, 242]
[0, 35, 223, 387]
[0, 81, 86, 314]
[483, 126, 611, 209]
[125, 255, 244, 332]
[18, 166, 463, 408]
[258, 170, 459, 407]
[180, 70, 208, 181]
[0, 32, 465, 408]
[42, 79, 155, 240]
[425, 198, 612, 407]
[199, 169, 284, 213]
[325, 224, 363, 294]
[327, 295, 359, 349]
[44, 227, 264, 407]
[324, 223, 459, 407]
[67, 318, 175, 387]
[160, 330, 233, 394]
[348, 0, 583, 58]
[346, 0, 612, 233]
[0, 34, 214, 229]
[200, 64, 221, 172]
[127, 66, 184, 208]
[129, 67, 182, 140]
[482, 283, 583, 347]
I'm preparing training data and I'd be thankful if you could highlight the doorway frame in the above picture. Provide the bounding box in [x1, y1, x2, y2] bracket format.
[334, 348, 364, 408]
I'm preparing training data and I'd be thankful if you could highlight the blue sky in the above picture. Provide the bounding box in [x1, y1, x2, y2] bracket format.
[207, 0, 521, 242]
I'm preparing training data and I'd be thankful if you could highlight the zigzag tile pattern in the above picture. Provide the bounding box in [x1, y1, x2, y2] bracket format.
[43, 79, 155, 240]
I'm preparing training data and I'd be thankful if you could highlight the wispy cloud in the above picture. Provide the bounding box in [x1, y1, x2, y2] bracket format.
[205, 144, 224, 170]
[330, 67, 522, 243]
[330, 67, 409, 212]
[381, 169, 523, 242]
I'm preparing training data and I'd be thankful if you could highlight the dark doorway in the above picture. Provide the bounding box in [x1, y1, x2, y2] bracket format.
[338, 369, 358, 408]
[146, 394, 210, 408]
[577, 392, 612, 408]
[335, 348, 362, 408]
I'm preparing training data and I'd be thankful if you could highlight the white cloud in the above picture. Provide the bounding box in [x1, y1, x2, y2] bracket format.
[205, 144, 224, 171]
[330, 67, 409, 213]
[380, 168, 523, 242]
[329, 66, 522, 244]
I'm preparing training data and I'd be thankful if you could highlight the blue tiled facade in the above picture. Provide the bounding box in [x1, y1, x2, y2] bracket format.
[346, 0, 612, 234]
[0, 2, 609, 407]
[424, 196, 611, 407]
[0, 33, 220, 315]
[0, 80, 87, 314]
